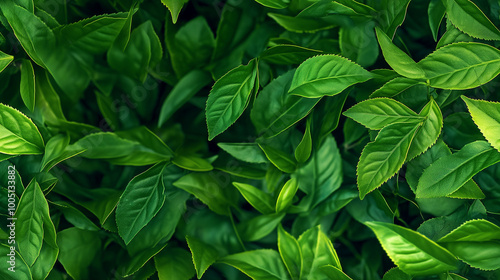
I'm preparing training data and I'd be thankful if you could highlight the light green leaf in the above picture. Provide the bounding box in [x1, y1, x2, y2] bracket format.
[40, 134, 86, 172]
[186, 235, 219, 279]
[54, 12, 128, 54]
[237, 213, 285, 241]
[278, 225, 302, 280]
[276, 178, 299, 213]
[1, 3, 55, 67]
[418, 42, 500, 89]
[295, 120, 312, 163]
[233, 182, 275, 214]
[158, 70, 212, 126]
[219, 249, 289, 280]
[161, 0, 188, 24]
[445, 0, 500, 40]
[0, 244, 32, 280]
[251, 70, 320, 138]
[442, 241, 500, 270]
[260, 45, 322, 65]
[57, 228, 101, 280]
[298, 225, 342, 278]
[116, 163, 167, 244]
[173, 172, 234, 215]
[438, 219, 500, 243]
[206, 59, 258, 140]
[259, 143, 297, 173]
[382, 267, 412, 280]
[358, 122, 420, 199]
[343, 97, 423, 130]
[365, 221, 457, 276]
[292, 135, 342, 209]
[375, 27, 426, 80]
[289, 55, 373, 98]
[20, 59, 35, 112]
[172, 154, 213, 171]
[314, 265, 353, 280]
[218, 143, 268, 163]
[0, 103, 44, 155]
[255, 0, 289, 9]
[0, 50, 14, 73]
[370, 77, 427, 98]
[416, 141, 500, 198]
[462, 96, 500, 152]
[15, 180, 48, 266]
[407, 98, 443, 160]
[30, 240, 58, 280]
[155, 247, 196, 280]
[447, 179, 485, 199]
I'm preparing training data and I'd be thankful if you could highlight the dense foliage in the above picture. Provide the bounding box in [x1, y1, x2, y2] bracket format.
[1, 0, 500, 279]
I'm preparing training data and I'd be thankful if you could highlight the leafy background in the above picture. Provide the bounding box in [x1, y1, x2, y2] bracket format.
[0, 0, 500, 279]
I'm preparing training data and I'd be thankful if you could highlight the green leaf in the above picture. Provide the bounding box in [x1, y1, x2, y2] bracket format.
[116, 163, 167, 244]
[0, 103, 44, 155]
[251, 70, 320, 138]
[416, 141, 500, 198]
[108, 20, 162, 82]
[365, 221, 457, 276]
[288, 55, 373, 98]
[161, 0, 188, 24]
[418, 42, 500, 89]
[1, 3, 55, 67]
[267, 13, 335, 33]
[357, 122, 420, 199]
[441, 241, 500, 271]
[158, 70, 212, 126]
[278, 225, 302, 280]
[295, 119, 312, 163]
[15, 180, 48, 266]
[219, 249, 289, 280]
[233, 182, 275, 214]
[447, 179, 485, 199]
[237, 213, 285, 241]
[155, 247, 196, 280]
[438, 219, 500, 243]
[54, 12, 128, 54]
[120, 243, 167, 277]
[259, 143, 297, 173]
[255, 0, 289, 9]
[340, 21, 379, 68]
[40, 134, 86, 172]
[378, 0, 412, 38]
[30, 240, 58, 280]
[0, 50, 14, 73]
[407, 98, 443, 160]
[218, 143, 268, 163]
[172, 154, 213, 171]
[428, 0, 446, 41]
[206, 59, 258, 140]
[462, 96, 500, 152]
[0, 244, 32, 280]
[298, 225, 342, 278]
[173, 172, 234, 215]
[445, 0, 500, 40]
[375, 27, 426, 80]
[292, 135, 342, 209]
[57, 228, 101, 280]
[260, 45, 322, 65]
[20, 59, 35, 112]
[186, 235, 219, 279]
[382, 267, 412, 280]
[276, 178, 299, 213]
[343, 97, 423, 130]
[314, 265, 353, 280]
[370, 77, 427, 98]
